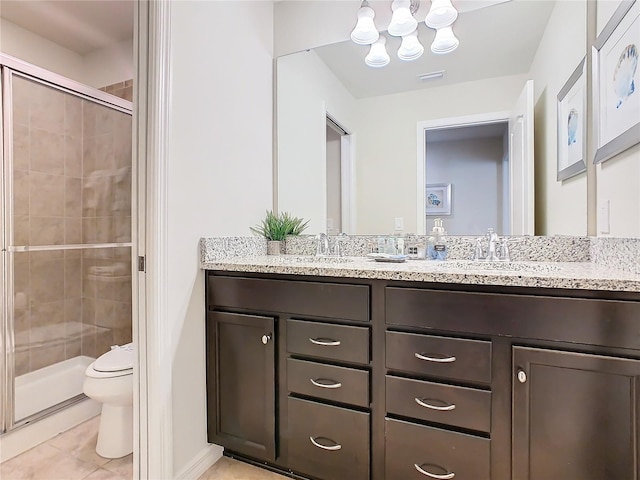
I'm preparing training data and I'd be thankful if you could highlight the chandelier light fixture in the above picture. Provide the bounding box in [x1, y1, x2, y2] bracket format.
[350, 0, 460, 67]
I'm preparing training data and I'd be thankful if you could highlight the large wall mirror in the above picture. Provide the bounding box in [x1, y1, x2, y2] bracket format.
[276, 0, 591, 236]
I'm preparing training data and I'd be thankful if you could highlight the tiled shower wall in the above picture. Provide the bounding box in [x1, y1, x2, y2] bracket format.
[10, 75, 132, 377]
[99, 79, 133, 102]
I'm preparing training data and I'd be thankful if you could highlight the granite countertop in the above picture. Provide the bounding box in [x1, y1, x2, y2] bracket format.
[200, 255, 640, 293]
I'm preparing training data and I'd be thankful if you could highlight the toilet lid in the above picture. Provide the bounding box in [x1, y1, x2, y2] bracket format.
[94, 343, 134, 372]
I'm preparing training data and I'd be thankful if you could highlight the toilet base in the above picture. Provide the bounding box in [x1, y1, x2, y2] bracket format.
[96, 403, 133, 459]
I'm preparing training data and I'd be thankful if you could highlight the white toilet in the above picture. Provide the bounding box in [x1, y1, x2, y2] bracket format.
[83, 343, 134, 459]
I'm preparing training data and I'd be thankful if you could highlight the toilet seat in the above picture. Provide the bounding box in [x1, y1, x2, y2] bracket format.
[86, 343, 134, 378]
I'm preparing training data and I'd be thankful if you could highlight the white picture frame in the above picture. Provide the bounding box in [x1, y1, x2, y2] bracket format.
[557, 57, 587, 181]
[593, 0, 640, 164]
[426, 183, 451, 216]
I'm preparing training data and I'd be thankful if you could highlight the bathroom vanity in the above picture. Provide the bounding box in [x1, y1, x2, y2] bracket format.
[203, 254, 640, 480]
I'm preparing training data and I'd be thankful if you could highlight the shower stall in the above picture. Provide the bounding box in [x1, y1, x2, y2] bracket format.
[0, 55, 133, 434]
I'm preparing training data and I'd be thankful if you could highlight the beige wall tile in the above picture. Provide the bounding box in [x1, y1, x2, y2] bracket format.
[95, 177, 113, 216]
[13, 215, 30, 245]
[12, 123, 30, 170]
[65, 177, 82, 217]
[64, 257, 82, 298]
[82, 101, 98, 138]
[31, 257, 64, 302]
[114, 216, 132, 243]
[13, 169, 30, 216]
[82, 137, 98, 177]
[94, 133, 115, 173]
[31, 216, 65, 245]
[82, 296, 96, 325]
[95, 106, 115, 137]
[94, 328, 113, 357]
[82, 217, 97, 244]
[65, 217, 82, 244]
[95, 217, 114, 243]
[30, 84, 65, 134]
[64, 95, 82, 136]
[30, 344, 66, 371]
[65, 135, 82, 177]
[31, 128, 65, 175]
[15, 351, 30, 377]
[65, 339, 82, 359]
[112, 326, 132, 346]
[11, 77, 32, 126]
[31, 172, 65, 217]
[81, 331, 97, 358]
[65, 297, 82, 324]
[31, 300, 65, 333]
[94, 299, 115, 328]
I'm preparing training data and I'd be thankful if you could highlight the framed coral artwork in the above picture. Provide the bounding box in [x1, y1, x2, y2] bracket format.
[593, 0, 640, 164]
[557, 57, 587, 181]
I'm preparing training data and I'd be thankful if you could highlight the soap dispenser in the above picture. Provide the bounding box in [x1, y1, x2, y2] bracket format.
[427, 218, 448, 260]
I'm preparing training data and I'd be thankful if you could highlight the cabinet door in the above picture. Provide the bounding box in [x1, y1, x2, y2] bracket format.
[513, 347, 640, 480]
[207, 311, 276, 461]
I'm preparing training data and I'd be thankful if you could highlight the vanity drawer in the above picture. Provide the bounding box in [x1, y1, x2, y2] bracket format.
[386, 375, 491, 433]
[385, 418, 490, 480]
[288, 319, 370, 365]
[287, 358, 369, 408]
[207, 274, 370, 321]
[287, 397, 369, 480]
[386, 331, 491, 385]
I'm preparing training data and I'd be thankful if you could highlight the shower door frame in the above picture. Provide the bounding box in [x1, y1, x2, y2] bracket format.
[0, 54, 134, 434]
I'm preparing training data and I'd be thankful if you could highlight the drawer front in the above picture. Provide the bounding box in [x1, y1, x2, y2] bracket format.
[288, 358, 370, 408]
[386, 331, 491, 384]
[287, 397, 370, 480]
[288, 319, 370, 365]
[207, 275, 370, 321]
[386, 286, 640, 351]
[385, 418, 490, 480]
[386, 375, 491, 433]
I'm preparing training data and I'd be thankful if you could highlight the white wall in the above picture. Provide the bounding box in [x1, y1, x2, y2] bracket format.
[0, 18, 85, 81]
[355, 74, 528, 234]
[167, 1, 273, 474]
[529, 0, 588, 235]
[277, 49, 359, 233]
[426, 137, 505, 235]
[595, 0, 640, 237]
[0, 18, 132, 88]
[326, 126, 342, 235]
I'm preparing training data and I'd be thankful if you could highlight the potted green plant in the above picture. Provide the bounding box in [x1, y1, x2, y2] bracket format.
[251, 210, 309, 254]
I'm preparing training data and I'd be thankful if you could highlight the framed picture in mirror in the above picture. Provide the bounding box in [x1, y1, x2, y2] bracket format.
[557, 57, 587, 181]
[593, 0, 640, 164]
[426, 183, 451, 216]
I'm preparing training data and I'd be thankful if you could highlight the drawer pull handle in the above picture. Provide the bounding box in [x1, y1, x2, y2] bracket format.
[309, 436, 342, 451]
[415, 397, 456, 411]
[310, 378, 342, 389]
[414, 352, 456, 363]
[414, 463, 455, 479]
[309, 337, 341, 347]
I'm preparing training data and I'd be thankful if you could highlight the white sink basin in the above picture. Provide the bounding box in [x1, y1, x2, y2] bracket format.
[433, 260, 560, 273]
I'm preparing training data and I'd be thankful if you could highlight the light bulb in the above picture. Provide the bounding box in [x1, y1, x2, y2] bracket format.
[365, 36, 390, 68]
[431, 26, 459, 54]
[388, 0, 418, 37]
[425, 0, 458, 29]
[350, 1, 379, 45]
[398, 31, 424, 61]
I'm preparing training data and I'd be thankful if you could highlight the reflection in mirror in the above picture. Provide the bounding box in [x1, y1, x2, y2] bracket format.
[277, 0, 589, 236]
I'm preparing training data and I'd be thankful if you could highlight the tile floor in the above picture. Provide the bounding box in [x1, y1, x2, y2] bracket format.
[0, 416, 289, 479]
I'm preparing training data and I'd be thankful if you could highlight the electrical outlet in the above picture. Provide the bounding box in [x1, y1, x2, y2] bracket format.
[394, 217, 404, 231]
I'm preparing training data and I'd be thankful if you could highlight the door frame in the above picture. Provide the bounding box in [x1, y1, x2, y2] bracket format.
[416, 111, 510, 234]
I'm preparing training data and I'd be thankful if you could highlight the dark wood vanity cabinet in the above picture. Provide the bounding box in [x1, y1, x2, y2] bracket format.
[206, 271, 640, 480]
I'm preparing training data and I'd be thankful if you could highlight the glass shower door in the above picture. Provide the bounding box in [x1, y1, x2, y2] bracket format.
[1, 67, 133, 430]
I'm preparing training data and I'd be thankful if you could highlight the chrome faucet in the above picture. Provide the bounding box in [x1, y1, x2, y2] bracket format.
[333, 233, 349, 257]
[315, 233, 329, 256]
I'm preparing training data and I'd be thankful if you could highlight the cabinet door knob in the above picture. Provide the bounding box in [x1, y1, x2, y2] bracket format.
[309, 436, 342, 451]
[414, 463, 455, 479]
[261, 334, 272, 345]
[517, 369, 527, 383]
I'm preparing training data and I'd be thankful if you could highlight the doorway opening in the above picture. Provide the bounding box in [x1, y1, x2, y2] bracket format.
[325, 115, 354, 235]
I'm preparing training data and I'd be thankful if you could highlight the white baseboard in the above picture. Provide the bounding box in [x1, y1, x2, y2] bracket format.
[0, 398, 101, 462]
[174, 444, 223, 480]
